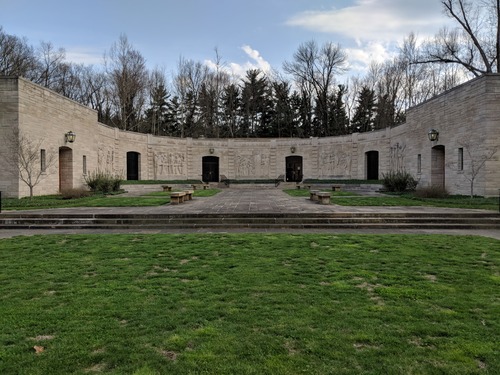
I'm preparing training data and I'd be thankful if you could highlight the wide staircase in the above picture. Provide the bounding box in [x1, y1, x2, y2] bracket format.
[1, 211, 499, 231]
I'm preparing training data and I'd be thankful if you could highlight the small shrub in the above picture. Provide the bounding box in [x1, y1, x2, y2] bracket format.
[60, 188, 92, 199]
[383, 170, 418, 192]
[85, 170, 123, 194]
[413, 186, 449, 199]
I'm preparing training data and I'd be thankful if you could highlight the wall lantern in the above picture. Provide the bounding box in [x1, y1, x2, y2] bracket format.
[209, 147, 214, 154]
[65, 131, 76, 143]
[290, 146, 296, 153]
[427, 129, 439, 142]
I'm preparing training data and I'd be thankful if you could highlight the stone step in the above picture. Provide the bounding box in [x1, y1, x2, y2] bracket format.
[2, 212, 498, 219]
[1, 223, 499, 230]
[2, 217, 500, 224]
[1, 212, 499, 230]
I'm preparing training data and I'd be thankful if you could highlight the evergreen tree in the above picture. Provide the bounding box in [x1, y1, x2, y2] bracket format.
[291, 90, 313, 138]
[271, 81, 293, 138]
[165, 96, 183, 137]
[374, 93, 394, 130]
[351, 86, 376, 133]
[144, 83, 169, 135]
[241, 69, 269, 137]
[198, 82, 217, 137]
[220, 84, 241, 138]
[329, 84, 350, 135]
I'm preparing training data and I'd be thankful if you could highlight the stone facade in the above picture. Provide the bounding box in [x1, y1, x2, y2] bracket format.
[1, 75, 499, 198]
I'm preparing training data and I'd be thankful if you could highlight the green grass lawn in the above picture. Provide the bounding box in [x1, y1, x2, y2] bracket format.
[0, 189, 221, 210]
[284, 189, 500, 210]
[1, 234, 498, 374]
[0, 194, 170, 210]
[2, 188, 498, 211]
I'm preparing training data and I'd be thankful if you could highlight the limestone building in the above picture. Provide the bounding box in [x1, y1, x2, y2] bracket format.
[1, 75, 499, 198]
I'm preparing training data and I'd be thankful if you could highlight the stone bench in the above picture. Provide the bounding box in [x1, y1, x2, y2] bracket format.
[192, 184, 210, 190]
[309, 190, 320, 201]
[170, 191, 186, 204]
[162, 185, 172, 192]
[332, 185, 342, 191]
[316, 191, 331, 205]
[183, 190, 194, 201]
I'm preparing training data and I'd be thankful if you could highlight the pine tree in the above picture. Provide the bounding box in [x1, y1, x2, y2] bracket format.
[328, 84, 350, 135]
[351, 86, 376, 133]
[220, 84, 241, 138]
[144, 83, 169, 135]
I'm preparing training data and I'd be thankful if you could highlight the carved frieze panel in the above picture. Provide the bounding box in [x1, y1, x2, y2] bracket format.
[154, 152, 185, 178]
[320, 149, 351, 176]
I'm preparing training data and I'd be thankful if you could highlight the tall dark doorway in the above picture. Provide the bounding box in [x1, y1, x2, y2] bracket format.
[431, 145, 445, 188]
[202, 156, 219, 182]
[127, 152, 140, 180]
[366, 151, 379, 180]
[286, 156, 303, 182]
[59, 147, 73, 191]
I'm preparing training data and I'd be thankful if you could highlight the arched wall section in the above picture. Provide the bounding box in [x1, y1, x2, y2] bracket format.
[2, 75, 500, 197]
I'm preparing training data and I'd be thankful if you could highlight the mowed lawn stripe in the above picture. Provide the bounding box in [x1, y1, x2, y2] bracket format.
[0, 234, 498, 374]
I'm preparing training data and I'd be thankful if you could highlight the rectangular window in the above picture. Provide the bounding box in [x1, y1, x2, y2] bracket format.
[417, 154, 421, 174]
[83, 155, 87, 175]
[40, 149, 46, 173]
[458, 148, 464, 171]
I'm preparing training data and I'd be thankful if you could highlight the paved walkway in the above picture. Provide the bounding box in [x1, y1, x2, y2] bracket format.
[1, 188, 499, 239]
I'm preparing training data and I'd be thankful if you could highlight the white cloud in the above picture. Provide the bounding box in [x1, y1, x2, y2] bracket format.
[286, 0, 450, 43]
[286, 0, 453, 77]
[344, 41, 396, 75]
[65, 48, 103, 65]
[205, 45, 271, 78]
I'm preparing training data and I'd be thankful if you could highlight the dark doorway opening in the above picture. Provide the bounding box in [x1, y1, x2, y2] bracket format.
[431, 145, 445, 188]
[366, 151, 379, 180]
[286, 156, 303, 182]
[59, 147, 73, 191]
[127, 152, 140, 180]
[202, 156, 219, 182]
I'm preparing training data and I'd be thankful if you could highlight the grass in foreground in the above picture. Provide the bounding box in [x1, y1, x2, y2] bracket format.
[1, 234, 498, 374]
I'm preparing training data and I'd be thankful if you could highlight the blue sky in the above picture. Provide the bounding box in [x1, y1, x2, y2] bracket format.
[1, 0, 452, 79]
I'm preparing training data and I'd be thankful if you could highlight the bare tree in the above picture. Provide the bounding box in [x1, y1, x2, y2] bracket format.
[2, 130, 57, 198]
[0, 26, 38, 78]
[453, 138, 498, 197]
[284, 40, 348, 136]
[173, 57, 208, 137]
[418, 0, 499, 76]
[105, 34, 148, 131]
[34, 41, 67, 89]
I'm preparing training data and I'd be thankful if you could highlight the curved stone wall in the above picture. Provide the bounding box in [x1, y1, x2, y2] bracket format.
[1, 75, 499, 198]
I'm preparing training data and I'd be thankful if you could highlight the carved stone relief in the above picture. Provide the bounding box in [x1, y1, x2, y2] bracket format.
[320, 149, 351, 176]
[98, 145, 115, 171]
[236, 152, 269, 177]
[389, 143, 406, 172]
[154, 152, 185, 178]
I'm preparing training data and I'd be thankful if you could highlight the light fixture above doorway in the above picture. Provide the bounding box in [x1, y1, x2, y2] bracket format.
[209, 147, 215, 154]
[290, 146, 296, 153]
[427, 129, 439, 142]
[65, 131, 76, 143]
